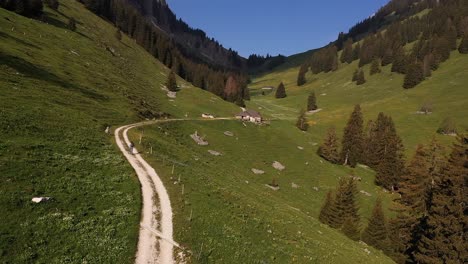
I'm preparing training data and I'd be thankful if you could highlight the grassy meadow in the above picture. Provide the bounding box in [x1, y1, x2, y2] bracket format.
[0, 1, 236, 262]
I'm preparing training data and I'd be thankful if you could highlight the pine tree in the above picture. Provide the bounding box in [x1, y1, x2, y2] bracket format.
[352, 69, 359, 82]
[352, 43, 361, 61]
[414, 136, 467, 263]
[342, 217, 361, 241]
[340, 38, 354, 64]
[319, 190, 334, 225]
[328, 178, 359, 230]
[391, 48, 408, 74]
[297, 65, 307, 86]
[275, 82, 287, 99]
[296, 109, 308, 131]
[341, 105, 364, 167]
[403, 62, 424, 89]
[68, 17, 77, 31]
[327, 178, 349, 229]
[398, 145, 432, 214]
[437, 117, 457, 135]
[307, 91, 317, 111]
[224, 75, 239, 102]
[356, 69, 366, 85]
[361, 198, 389, 251]
[459, 34, 468, 54]
[370, 59, 381, 75]
[317, 127, 340, 164]
[374, 114, 405, 190]
[115, 29, 122, 41]
[166, 70, 178, 92]
[381, 48, 394, 66]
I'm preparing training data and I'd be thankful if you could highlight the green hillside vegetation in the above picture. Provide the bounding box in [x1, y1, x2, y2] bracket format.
[0, 1, 237, 262]
[128, 120, 394, 263]
[1, 0, 465, 263]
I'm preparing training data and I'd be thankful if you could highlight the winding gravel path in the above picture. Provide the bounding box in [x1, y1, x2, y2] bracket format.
[115, 118, 233, 263]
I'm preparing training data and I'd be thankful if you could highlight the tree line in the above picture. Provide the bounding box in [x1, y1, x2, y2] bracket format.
[317, 105, 467, 263]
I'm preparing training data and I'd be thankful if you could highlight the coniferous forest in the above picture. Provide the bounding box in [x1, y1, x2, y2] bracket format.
[318, 104, 467, 263]
[298, 0, 468, 89]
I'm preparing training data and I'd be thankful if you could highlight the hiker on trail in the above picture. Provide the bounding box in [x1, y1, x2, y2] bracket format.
[129, 142, 135, 155]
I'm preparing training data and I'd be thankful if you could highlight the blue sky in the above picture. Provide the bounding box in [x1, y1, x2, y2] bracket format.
[166, 0, 389, 57]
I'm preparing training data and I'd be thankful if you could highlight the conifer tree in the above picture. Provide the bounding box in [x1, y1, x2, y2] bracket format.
[370, 59, 381, 75]
[307, 91, 317, 111]
[319, 190, 334, 225]
[381, 48, 394, 66]
[352, 69, 359, 82]
[414, 136, 467, 263]
[399, 145, 432, 213]
[459, 34, 468, 54]
[68, 17, 77, 31]
[342, 217, 361, 241]
[403, 62, 424, 89]
[341, 105, 364, 167]
[340, 38, 354, 64]
[296, 109, 308, 131]
[115, 29, 122, 41]
[327, 178, 348, 229]
[352, 43, 361, 61]
[297, 65, 307, 86]
[166, 70, 178, 92]
[361, 198, 389, 251]
[374, 114, 405, 190]
[275, 82, 287, 99]
[318, 127, 340, 164]
[328, 178, 359, 230]
[356, 69, 366, 85]
[391, 48, 408, 74]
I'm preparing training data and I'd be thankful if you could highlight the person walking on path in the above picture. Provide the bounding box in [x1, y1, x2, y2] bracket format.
[129, 141, 135, 155]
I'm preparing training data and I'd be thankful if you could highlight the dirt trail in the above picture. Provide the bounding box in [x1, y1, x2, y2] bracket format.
[115, 118, 234, 263]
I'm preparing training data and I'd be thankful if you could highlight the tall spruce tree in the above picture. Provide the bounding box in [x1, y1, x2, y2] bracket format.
[297, 64, 307, 86]
[328, 178, 360, 230]
[341, 105, 364, 167]
[275, 82, 287, 98]
[403, 62, 424, 89]
[166, 70, 178, 92]
[307, 91, 318, 111]
[340, 38, 354, 64]
[370, 59, 382, 75]
[459, 34, 468, 54]
[356, 69, 366, 85]
[318, 127, 341, 164]
[319, 190, 334, 225]
[414, 136, 467, 263]
[296, 109, 309, 131]
[374, 114, 405, 190]
[361, 198, 389, 252]
[342, 217, 361, 241]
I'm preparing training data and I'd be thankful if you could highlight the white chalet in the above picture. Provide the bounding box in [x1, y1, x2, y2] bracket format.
[235, 110, 263, 123]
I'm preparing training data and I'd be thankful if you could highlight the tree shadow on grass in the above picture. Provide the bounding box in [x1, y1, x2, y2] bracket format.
[0, 52, 108, 101]
[0, 31, 42, 50]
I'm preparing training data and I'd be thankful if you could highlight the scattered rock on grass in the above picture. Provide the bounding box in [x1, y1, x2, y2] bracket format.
[251, 168, 265, 175]
[313, 187, 319, 191]
[208, 150, 222, 156]
[167, 91, 176, 98]
[360, 190, 372, 197]
[272, 161, 285, 171]
[190, 131, 208, 146]
[297, 146, 304, 150]
[224, 131, 234, 137]
[291, 182, 299, 189]
[32, 197, 51, 203]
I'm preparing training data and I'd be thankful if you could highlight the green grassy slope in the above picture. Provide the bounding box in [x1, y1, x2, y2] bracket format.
[0, 1, 237, 262]
[248, 51, 468, 156]
[129, 120, 394, 263]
